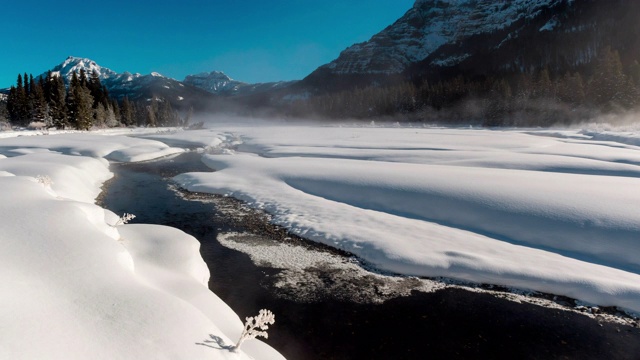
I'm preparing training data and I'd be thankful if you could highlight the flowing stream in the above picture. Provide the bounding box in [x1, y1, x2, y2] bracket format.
[98, 152, 640, 360]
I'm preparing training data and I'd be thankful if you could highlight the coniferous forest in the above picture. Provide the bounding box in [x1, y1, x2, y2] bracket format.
[2, 69, 184, 129]
[1, 47, 639, 128]
[282, 47, 640, 126]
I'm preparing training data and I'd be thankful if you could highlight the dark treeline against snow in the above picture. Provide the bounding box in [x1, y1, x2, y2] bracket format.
[2, 70, 186, 130]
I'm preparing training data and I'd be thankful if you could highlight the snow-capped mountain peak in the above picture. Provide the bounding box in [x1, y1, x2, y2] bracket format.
[49, 56, 121, 82]
[28, 56, 223, 110]
[183, 71, 245, 94]
[42, 56, 143, 83]
[319, 0, 567, 75]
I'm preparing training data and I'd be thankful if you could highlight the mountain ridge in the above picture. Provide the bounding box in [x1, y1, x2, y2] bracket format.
[300, 0, 640, 93]
[182, 70, 297, 96]
[2, 56, 299, 111]
[4, 0, 640, 122]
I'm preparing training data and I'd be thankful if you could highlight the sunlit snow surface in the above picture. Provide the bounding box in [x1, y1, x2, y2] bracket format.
[2, 123, 640, 359]
[171, 123, 640, 314]
[0, 129, 283, 360]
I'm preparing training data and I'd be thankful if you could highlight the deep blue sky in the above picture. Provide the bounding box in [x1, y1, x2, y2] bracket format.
[0, 0, 414, 87]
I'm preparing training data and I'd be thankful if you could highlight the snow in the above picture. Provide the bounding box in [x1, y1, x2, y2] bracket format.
[326, 0, 567, 74]
[171, 124, 640, 314]
[0, 132, 184, 161]
[48, 56, 120, 83]
[0, 130, 284, 360]
[539, 17, 559, 31]
[3, 123, 640, 359]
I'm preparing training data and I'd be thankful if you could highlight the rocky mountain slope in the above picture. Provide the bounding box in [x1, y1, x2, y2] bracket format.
[183, 71, 296, 96]
[301, 0, 640, 92]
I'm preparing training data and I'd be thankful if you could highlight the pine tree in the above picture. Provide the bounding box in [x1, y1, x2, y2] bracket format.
[79, 69, 88, 87]
[50, 75, 68, 129]
[16, 74, 30, 125]
[30, 77, 48, 125]
[88, 70, 105, 108]
[157, 98, 177, 126]
[111, 98, 121, 125]
[121, 96, 133, 126]
[0, 99, 9, 126]
[74, 84, 94, 130]
[145, 101, 158, 127]
[587, 47, 634, 109]
[66, 72, 79, 128]
[23, 73, 30, 98]
[43, 71, 53, 104]
[14, 75, 24, 123]
[94, 102, 106, 128]
[67, 71, 94, 130]
[133, 101, 147, 126]
[23, 74, 37, 122]
[6, 85, 17, 124]
[105, 105, 118, 127]
[102, 85, 111, 108]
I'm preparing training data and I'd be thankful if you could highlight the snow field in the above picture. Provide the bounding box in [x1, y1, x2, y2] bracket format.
[3, 123, 639, 358]
[172, 124, 640, 314]
[0, 132, 284, 360]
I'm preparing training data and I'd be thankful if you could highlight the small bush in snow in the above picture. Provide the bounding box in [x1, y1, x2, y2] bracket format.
[233, 309, 275, 352]
[27, 121, 47, 130]
[112, 213, 136, 227]
[35, 175, 53, 187]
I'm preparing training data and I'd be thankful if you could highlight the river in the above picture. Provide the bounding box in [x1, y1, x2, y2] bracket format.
[98, 151, 640, 360]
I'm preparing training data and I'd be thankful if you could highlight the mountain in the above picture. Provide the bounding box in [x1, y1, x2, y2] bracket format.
[183, 71, 297, 96]
[22, 57, 296, 111]
[301, 0, 640, 91]
[39, 56, 216, 110]
[315, 0, 569, 76]
[183, 71, 244, 94]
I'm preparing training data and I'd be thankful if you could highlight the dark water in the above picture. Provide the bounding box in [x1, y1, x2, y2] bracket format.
[99, 152, 640, 360]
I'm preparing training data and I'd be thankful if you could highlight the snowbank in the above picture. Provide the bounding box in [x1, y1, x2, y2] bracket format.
[0, 132, 284, 360]
[0, 132, 184, 162]
[173, 125, 640, 313]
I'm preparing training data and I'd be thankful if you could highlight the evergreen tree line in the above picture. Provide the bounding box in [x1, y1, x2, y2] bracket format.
[4, 69, 184, 129]
[286, 47, 640, 125]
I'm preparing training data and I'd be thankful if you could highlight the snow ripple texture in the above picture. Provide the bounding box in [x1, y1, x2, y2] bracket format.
[173, 123, 640, 315]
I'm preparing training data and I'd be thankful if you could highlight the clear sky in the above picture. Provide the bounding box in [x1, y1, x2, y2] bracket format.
[0, 0, 415, 87]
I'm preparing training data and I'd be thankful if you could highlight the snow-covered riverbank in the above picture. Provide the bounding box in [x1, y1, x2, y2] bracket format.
[166, 123, 640, 315]
[0, 130, 284, 360]
[2, 122, 640, 358]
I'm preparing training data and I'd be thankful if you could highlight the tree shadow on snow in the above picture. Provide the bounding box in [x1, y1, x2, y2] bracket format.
[195, 334, 235, 351]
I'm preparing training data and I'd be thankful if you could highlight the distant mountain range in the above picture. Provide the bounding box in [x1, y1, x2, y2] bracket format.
[3, 0, 639, 118]
[40, 57, 209, 109]
[0, 56, 296, 111]
[183, 71, 295, 96]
